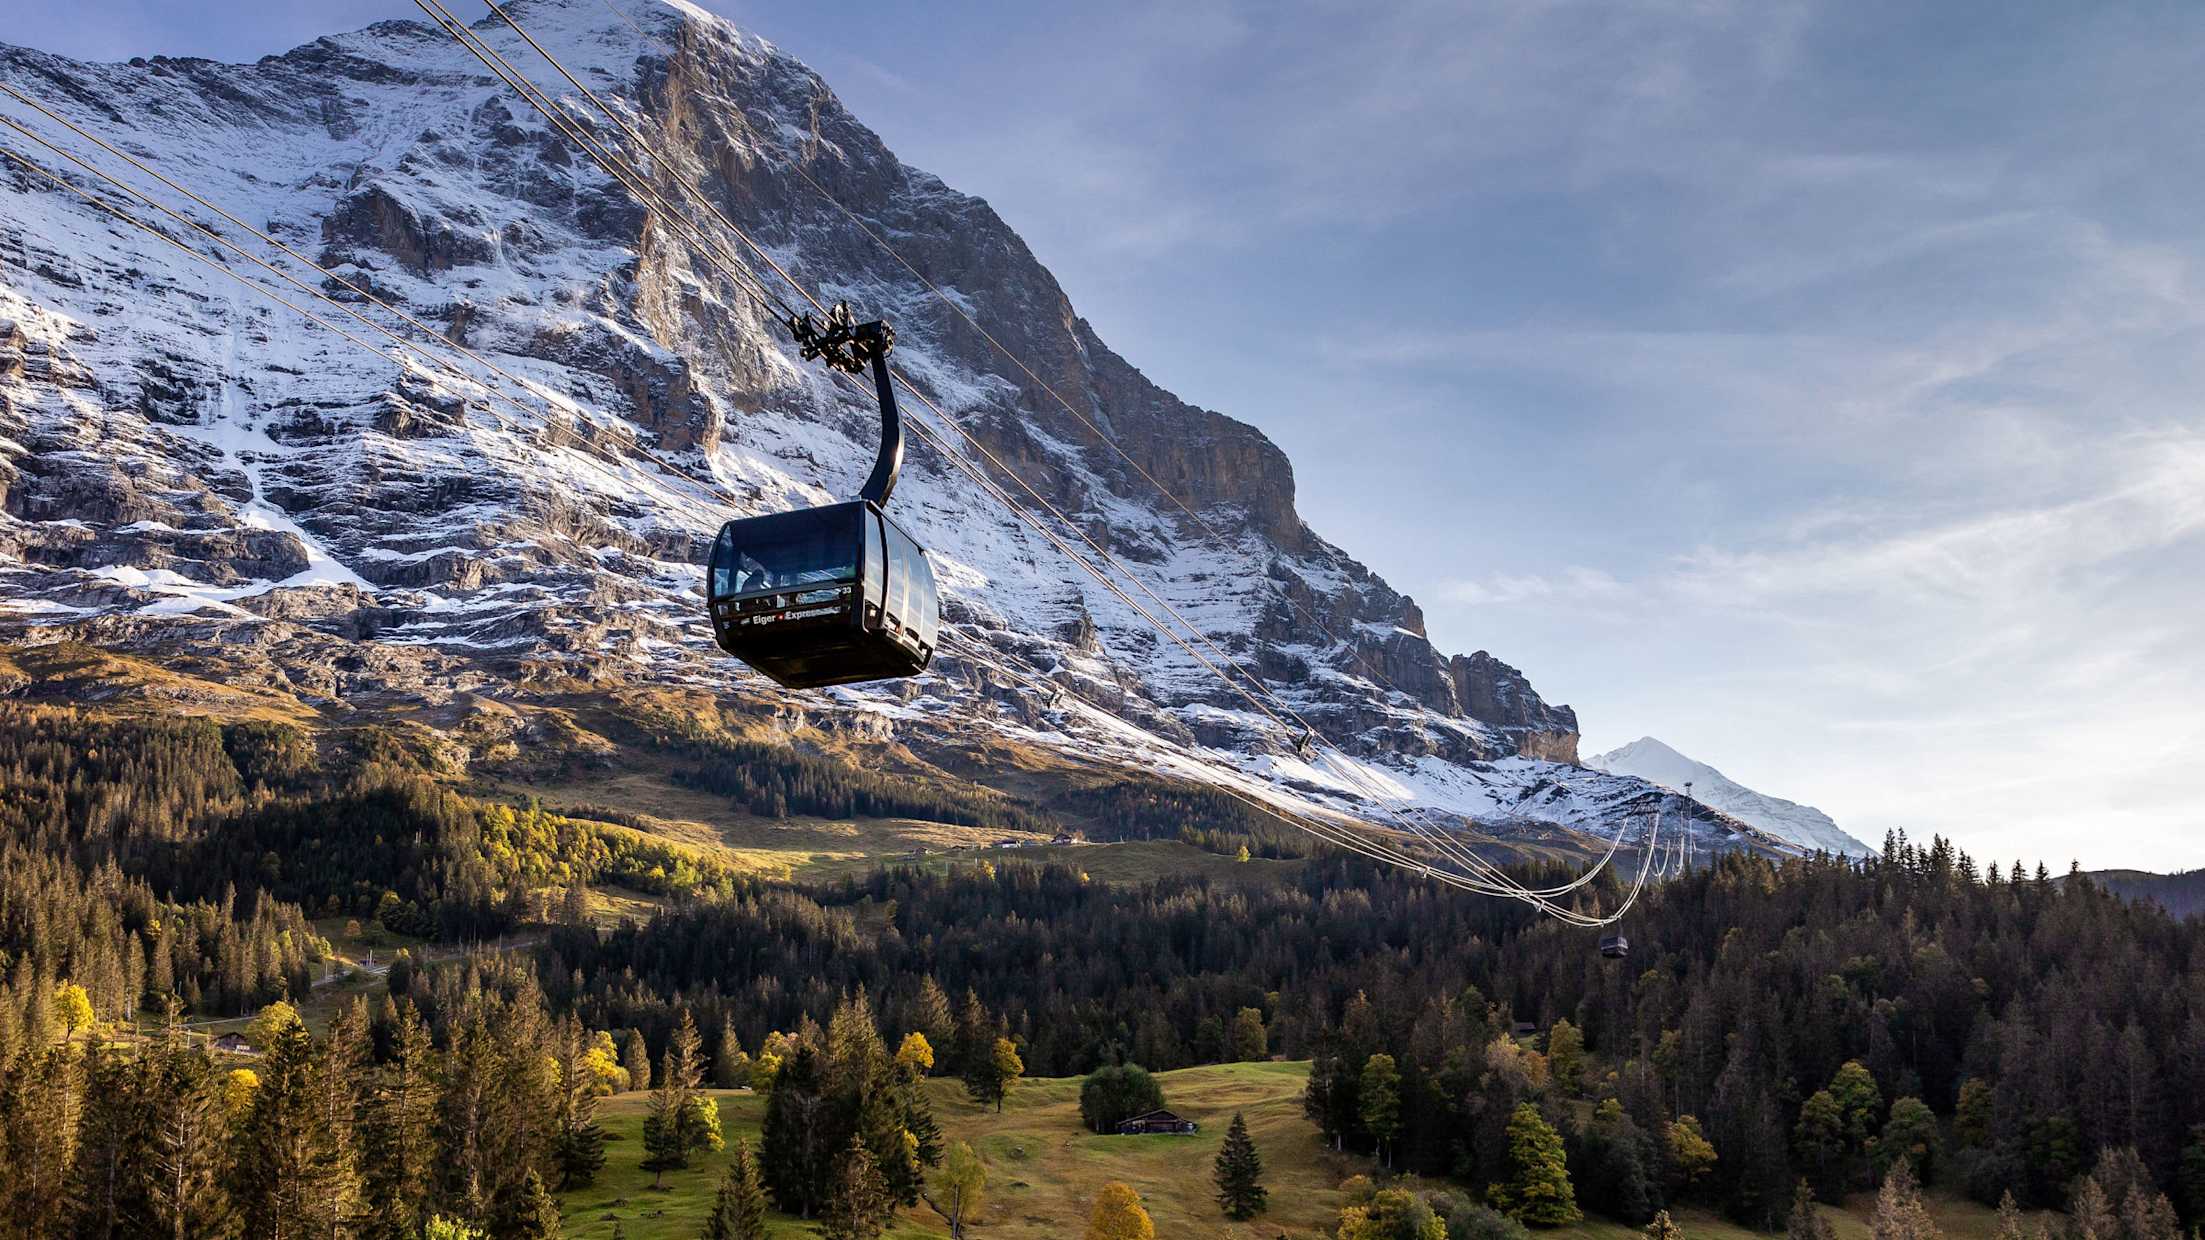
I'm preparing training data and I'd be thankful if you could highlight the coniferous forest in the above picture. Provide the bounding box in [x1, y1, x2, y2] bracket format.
[0, 704, 2201, 1238]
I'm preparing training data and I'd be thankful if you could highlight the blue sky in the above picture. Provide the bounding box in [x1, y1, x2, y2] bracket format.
[14, 1, 2205, 871]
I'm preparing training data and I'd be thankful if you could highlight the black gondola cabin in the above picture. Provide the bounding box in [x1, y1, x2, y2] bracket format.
[1600, 933, 1630, 959]
[707, 499, 938, 688]
[704, 305, 940, 690]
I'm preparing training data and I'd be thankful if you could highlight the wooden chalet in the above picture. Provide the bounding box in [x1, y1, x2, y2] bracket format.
[1115, 1108, 1197, 1135]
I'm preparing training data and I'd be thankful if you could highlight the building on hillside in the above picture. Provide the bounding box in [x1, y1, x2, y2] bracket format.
[211, 1033, 256, 1055]
[1116, 1109, 1198, 1135]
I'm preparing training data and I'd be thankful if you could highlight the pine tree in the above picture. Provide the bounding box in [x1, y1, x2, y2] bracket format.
[1359, 1053, 1401, 1169]
[363, 998, 438, 1240]
[2071, 1177, 2116, 1240]
[550, 1016, 607, 1189]
[820, 1133, 892, 1240]
[230, 1018, 361, 1238]
[2121, 1185, 2182, 1240]
[499, 1168, 562, 1240]
[1644, 1211, 1682, 1240]
[1872, 1162, 1941, 1240]
[704, 1139, 769, 1240]
[1490, 1102, 1582, 1226]
[761, 1045, 829, 1218]
[1084, 1181, 1155, 1240]
[308, 998, 370, 1239]
[1788, 1180, 1838, 1240]
[1212, 1110, 1267, 1219]
[901, 1065, 944, 1172]
[911, 977, 955, 1069]
[642, 1012, 722, 1188]
[621, 1028, 651, 1092]
[144, 1011, 231, 1240]
[70, 1037, 152, 1237]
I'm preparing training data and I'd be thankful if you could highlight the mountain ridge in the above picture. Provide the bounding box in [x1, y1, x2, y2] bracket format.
[1586, 735, 1871, 857]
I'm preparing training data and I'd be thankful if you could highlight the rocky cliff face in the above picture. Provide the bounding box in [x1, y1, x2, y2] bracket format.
[0, 0, 1745, 844]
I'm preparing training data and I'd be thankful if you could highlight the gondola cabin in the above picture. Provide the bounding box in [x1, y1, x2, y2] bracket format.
[707, 499, 938, 689]
[1600, 933, 1630, 960]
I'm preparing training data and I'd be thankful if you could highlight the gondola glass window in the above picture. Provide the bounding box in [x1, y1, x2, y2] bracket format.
[707, 500, 938, 689]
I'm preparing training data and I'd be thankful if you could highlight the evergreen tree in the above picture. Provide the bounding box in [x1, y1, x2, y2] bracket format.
[1084, 1181, 1156, 1240]
[760, 1045, 830, 1218]
[641, 1012, 722, 1188]
[550, 1016, 607, 1190]
[1576, 1098, 1659, 1225]
[1644, 1211, 1682, 1240]
[704, 1139, 769, 1240]
[713, 1018, 745, 1089]
[362, 998, 438, 1240]
[1489, 1102, 1581, 1226]
[901, 1065, 944, 1173]
[1994, 1191, 2026, 1240]
[1872, 1162, 1941, 1240]
[621, 1028, 650, 1092]
[499, 1168, 562, 1240]
[2121, 1186, 2182, 1240]
[910, 977, 956, 1071]
[1788, 1180, 1838, 1240]
[2071, 1177, 2117, 1240]
[70, 1038, 153, 1238]
[1212, 1110, 1267, 1220]
[1360, 1054, 1402, 1169]
[144, 1012, 231, 1240]
[820, 1133, 892, 1240]
[230, 1018, 361, 1238]
[951, 990, 992, 1081]
[2181, 1127, 2205, 1225]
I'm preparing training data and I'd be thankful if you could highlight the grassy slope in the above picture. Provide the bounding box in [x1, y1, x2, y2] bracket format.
[562, 1062, 1348, 1240]
[561, 1063, 2053, 1240]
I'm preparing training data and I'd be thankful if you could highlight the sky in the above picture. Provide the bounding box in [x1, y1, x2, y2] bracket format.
[11, 1, 2205, 872]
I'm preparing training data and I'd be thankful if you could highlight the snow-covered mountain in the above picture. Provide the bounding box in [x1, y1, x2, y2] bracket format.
[0, 0, 1787, 857]
[1587, 737, 1872, 857]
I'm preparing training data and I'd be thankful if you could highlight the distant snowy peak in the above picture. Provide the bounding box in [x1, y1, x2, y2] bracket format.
[1586, 737, 1875, 858]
